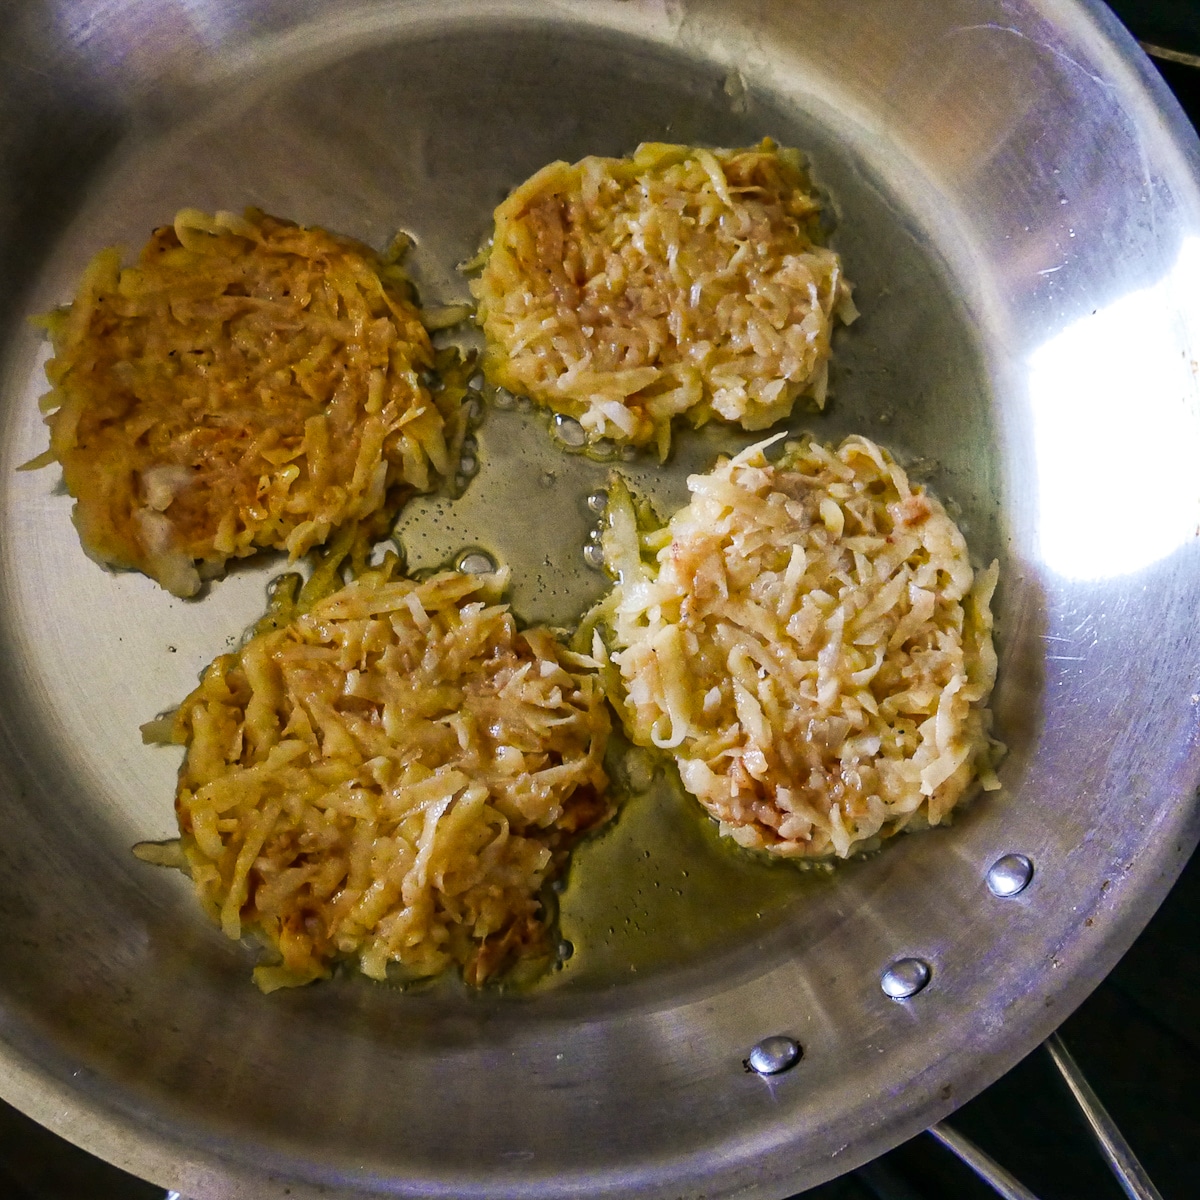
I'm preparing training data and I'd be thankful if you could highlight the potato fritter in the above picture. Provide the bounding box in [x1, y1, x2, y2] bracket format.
[161, 560, 612, 991]
[598, 435, 999, 859]
[472, 140, 855, 457]
[32, 209, 455, 596]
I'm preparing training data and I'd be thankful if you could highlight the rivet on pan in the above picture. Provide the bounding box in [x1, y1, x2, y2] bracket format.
[986, 854, 1034, 898]
[745, 1035, 802, 1076]
[457, 551, 496, 575]
[881, 957, 931, 1000]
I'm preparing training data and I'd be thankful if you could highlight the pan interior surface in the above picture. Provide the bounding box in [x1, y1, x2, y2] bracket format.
[1, 2, 1199, 1198]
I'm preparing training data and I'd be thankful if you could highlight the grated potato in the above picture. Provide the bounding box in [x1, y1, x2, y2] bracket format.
[597, 435, 999, 859]
[161, 559, 612, 990]
[472, 140, 856, 458]
[29, 209, 456, 597]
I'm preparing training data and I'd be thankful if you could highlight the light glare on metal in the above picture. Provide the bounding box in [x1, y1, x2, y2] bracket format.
[881, 958, 931, 1000]
[987, 854, 1034, 898]
[746, 1036, 802, 1076]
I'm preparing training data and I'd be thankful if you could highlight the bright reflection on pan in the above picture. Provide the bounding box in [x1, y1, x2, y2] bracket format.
[1029, 237, 1200, 580]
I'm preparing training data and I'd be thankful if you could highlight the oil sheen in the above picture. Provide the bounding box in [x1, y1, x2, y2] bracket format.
[393, 383, 833, 990]
[551, 745, 833, 990]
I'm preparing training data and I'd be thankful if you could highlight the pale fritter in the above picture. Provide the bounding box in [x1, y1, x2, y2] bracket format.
[33, 209, 455, 596]
[598, 435, 999, 859]
[473, 140, 855, 457]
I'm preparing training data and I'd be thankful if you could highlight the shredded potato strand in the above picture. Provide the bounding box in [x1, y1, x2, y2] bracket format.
[472, 140, 856, 455]
[36, 209, 453, 596]
[602, 435, 999, 859]
[170, 561, 611, 990]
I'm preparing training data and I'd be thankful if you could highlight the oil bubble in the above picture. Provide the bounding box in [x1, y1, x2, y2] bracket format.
[553, 414, 587, 447]
[457, 550, 496, 575]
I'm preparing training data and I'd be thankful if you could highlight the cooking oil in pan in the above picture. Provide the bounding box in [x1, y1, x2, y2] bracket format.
[551, 744, 832, 989]
[393, 383, 755, 626]
[394, 388, 833, 989]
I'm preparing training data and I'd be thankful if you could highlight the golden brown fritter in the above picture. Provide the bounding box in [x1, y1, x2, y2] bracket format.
[33, 209, 455, 596]
[160, 560, 612, 991]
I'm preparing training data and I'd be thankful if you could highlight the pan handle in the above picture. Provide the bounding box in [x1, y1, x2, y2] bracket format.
[927, 1032, 1164, 1200]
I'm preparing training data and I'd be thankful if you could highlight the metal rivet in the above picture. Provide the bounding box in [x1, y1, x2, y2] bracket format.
[881, 957, 931, 1000]
[745, 1035, 802, 1076]
[457, 551, 496, 575]
[986, 853, 1034, 898]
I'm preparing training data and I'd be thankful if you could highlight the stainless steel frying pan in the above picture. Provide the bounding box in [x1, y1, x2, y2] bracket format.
[2, 2, 1199, 1197]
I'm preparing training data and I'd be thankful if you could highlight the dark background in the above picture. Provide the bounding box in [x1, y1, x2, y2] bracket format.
[1, 3, 1197, 1198]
